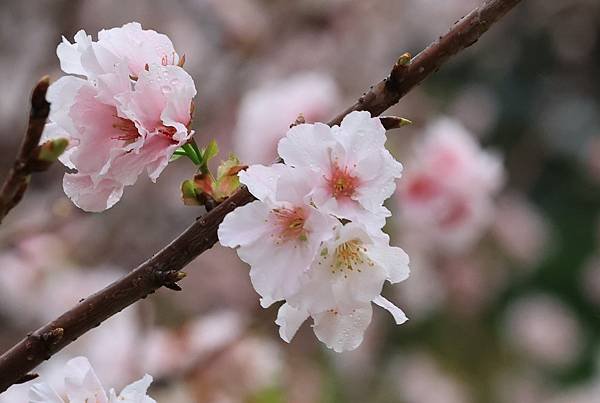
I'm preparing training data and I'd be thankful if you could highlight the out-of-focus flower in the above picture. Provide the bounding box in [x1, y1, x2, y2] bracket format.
[29, 356, 155, 403]
[492, 194, 550, 266]
[396, 117, 504, 252]
[503, 293, 583, 369]
[233, 72, 340, 165]
[140, 310, 245, 379]
[388, 351, 473, 403]
[581, 254, 600, 307]
[279, 111, 403, 232]
[43, 22, 196, 212]
[188, 336, 283, 403]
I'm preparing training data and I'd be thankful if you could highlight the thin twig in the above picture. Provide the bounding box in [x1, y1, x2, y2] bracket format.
[0, 0, 521, 392]
[0, 77, 52, 224]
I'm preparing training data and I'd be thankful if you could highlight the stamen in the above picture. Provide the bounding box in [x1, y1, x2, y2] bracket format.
[111, 116, 139, 144]
[270, 207, 308, 243]
[325, 239, 374, 276]
[328, 163, 359, 199]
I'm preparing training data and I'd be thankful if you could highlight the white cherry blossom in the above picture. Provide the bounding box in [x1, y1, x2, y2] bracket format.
[218, 164, 338, 307]
[29, 356, 155, 403]
[275, 223, 409, 352]
[278, 110, 403, 231]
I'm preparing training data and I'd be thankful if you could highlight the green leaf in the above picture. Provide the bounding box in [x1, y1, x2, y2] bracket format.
[202, 139, 219, 163]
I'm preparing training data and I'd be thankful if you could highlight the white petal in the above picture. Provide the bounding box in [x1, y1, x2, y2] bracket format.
[312, 303, 373, 353]
[46, 75, 88, 137]
[56, 31, 91, 76]
[373, 295, 408, 324]
[275, 303, 309, 343]
[64, 356, 108, 403]
[367, 244, 410, 284]
[217, 201, 271, 247]
[277, 122, 334, 172]
[337, 110, 387, 162]
[113, 374, 155, 403]
[29, 383, 64, 403]
[243, 238, 315, 302]
[238, 164, 286, 203]
[275, 166, 319, 205]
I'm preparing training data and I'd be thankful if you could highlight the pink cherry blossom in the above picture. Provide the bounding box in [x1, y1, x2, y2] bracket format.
[218, 164, 338, 306]
[43, 23, 196, 211]
[278, 110, 403, 232]
[396, 117, 504, 252]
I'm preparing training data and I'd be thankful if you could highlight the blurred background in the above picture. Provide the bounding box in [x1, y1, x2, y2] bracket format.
[0, 0, 599, 402]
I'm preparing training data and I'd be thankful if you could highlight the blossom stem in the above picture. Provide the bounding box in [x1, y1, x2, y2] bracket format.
[0, 0, 522, 391]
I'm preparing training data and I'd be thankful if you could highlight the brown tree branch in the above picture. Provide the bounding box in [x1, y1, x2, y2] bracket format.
[0, 77, 52, 224]
[0, 0, 521, 393]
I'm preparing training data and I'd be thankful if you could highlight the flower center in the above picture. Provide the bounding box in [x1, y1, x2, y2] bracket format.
[111, 116, 140, 144]
[320, 239, 374, 277]
[270, 207, 308, 244]
[328, 163, 359, 199]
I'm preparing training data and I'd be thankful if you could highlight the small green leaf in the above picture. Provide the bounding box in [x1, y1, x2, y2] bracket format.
[202, 139, 219, 163]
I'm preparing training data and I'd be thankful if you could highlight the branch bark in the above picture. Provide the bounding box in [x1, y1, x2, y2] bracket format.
[0, 77, 52, 224]
[0, 0, 522, 393]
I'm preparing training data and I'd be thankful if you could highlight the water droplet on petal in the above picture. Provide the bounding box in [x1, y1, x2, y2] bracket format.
[161, 85, 172, 94]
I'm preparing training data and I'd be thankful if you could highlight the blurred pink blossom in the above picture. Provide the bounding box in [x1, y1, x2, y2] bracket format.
[232, 71, 340, 165]
[396, 117, 504, 252]
[389, 351, 473, 403]
[503, 293, 583, 369]
[492, 194, 550, 266]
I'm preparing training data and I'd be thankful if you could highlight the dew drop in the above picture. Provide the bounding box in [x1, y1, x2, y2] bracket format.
[160, 85, 172, 94]
[170, 78, 179, 86]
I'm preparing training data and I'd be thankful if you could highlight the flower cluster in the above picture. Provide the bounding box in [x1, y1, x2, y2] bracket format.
[396, 118, 504, 252]
[43, 22, 196, 212]
[29, 356, 155, 403]
[219, 111, 410, 352]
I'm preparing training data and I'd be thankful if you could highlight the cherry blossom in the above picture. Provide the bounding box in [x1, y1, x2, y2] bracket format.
[29, 356, 155, 403]
[220, 110, 410, 352]
[396, 117, 504, 251]
[278, 110, 403, 232]
[275, 223, 409, 352]
[218, 164, 338, 307]
[43, 23, 196, 211]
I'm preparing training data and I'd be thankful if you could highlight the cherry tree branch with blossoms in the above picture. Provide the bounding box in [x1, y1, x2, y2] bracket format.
[0, 0, 522, 393]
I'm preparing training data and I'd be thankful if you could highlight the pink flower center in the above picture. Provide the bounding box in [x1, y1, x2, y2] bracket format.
[111, 116, 140, 144]
[328, 163, 359, 199]
[270, 207, 308, 244]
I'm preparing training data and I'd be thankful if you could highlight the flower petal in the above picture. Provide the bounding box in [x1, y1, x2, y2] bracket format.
[218, 201, 271, 248]
[373, 295, 408, 324]
[29, 383, 65, 403]
[312, 303, 372, 353]
[276, 303, 309, 343]
[367, 244, 410, 284]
